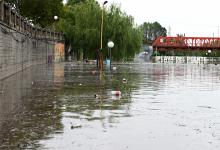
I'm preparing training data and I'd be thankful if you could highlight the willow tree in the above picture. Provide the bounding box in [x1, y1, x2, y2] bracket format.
[60, 0, 142, 61]
[103, 4, 142, 61]
[59, 0, 101, 59]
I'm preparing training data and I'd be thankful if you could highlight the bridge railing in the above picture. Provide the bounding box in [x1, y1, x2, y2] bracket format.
[153, 36, 220, 50]
[0, 1, 63, 41]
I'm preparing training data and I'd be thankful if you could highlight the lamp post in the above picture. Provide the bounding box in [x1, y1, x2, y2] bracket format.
[100, 1, 108, 50]
[54, 15, 58, 21]
[98, 1, 108, 71]
[107, 41, 114, 69]
[53, 15, 58, 39]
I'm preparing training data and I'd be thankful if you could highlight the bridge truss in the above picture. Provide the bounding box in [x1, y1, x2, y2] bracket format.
[153, 36, 220, 51]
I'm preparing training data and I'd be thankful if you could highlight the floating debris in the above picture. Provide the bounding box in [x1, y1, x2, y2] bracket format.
[197, 106, 214, 109]
[111, 95, 121, 100]
[176, 123, 186, 127]
[122, 78, 127, 84]
[71, 125, 82, 129]
[111, 91, 121, 96]
[91, 70, 97, 75]
[94, 94, 100, 98]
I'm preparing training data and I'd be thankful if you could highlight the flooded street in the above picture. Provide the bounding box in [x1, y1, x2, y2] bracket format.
[1, 62, 220, 149]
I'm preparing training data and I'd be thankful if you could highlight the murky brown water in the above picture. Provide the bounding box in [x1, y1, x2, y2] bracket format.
[1, 62, 220, 150]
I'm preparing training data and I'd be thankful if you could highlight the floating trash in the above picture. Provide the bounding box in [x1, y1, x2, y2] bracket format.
[94, 94, 100, 98]
[71, 125, 82, 129]
[122, 78, 127, 83]
[111, 91, 121, 96]
[112, 66, 117, 70]
[111, 95, 121, 100]
[91, 70, 97, 75]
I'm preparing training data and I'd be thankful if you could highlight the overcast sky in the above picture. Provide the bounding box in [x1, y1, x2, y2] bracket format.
[97, 0, 220, 37]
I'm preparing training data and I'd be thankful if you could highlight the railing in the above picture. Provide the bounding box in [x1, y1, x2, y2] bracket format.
[0, 0, 63, 41]
[153, 36, 220, 50]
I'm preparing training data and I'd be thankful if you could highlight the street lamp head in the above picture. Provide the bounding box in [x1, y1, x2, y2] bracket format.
[108, 41, 114, 48]
[54, 15, 58, 20]
[103, 1, 108, 5]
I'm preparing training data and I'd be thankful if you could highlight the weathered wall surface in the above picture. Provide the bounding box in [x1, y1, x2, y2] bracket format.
[0, 1, 63, 80]
[0, 25, 55, 80]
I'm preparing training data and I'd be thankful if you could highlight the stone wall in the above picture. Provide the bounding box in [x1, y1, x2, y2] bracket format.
[0, 1, 63, 80]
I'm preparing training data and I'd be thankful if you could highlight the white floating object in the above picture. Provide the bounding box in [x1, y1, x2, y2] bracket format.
[112, 66, 117, 70]
[111, 91, 121, 96]
[111, 95, 121, 100]
[79, 83, 82, 86]
[122, 78, 127, 83]
[91, 70, 97, 75]
[94, 94, 100, 98]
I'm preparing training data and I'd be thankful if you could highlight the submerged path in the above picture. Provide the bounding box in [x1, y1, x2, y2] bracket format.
[1, 62, 220, 149]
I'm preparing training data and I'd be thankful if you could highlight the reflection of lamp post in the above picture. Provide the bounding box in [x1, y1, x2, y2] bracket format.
[208, 49, 211, 57]
[107, 41, 114, 69]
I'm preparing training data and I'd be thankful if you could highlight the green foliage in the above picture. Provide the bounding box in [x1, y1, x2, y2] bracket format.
[140, 22, 167, 44]
[60, 0, 142, 60]
[5, 0, 63, 27]
[60, 0, 101, 59]
[104, 4, 142, 61]
[67, 0, 87, 5]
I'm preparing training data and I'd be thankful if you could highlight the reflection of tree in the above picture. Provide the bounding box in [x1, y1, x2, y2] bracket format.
[58, 64, 142, 127]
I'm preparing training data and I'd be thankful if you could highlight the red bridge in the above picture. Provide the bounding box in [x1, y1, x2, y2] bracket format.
[153, 36, 220, 51]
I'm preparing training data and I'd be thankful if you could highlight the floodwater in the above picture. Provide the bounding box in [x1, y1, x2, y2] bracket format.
[1, 62, 220, 150]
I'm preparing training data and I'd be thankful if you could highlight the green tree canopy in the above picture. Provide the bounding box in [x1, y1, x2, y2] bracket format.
[60, 0, 142, 61]
[5, 0, 63, 27]
[67, 0, 87, 5]
[141, 21, 167, 44]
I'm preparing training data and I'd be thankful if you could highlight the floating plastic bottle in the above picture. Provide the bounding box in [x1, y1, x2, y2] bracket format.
[111, 91, 121, 96]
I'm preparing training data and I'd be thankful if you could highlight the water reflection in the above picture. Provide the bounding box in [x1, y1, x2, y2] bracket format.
[1, 62, 220, 149]
[0, 64, 63, 149]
